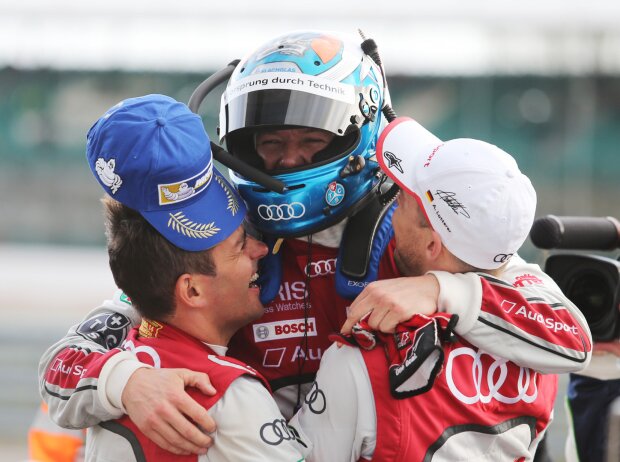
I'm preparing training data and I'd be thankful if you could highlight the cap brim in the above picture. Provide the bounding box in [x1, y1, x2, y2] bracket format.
[376, 117, 442, 199]
[142, 170, 246, 251]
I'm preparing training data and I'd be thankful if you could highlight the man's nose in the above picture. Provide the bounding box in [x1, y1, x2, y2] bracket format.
[248, 236, 269, 259]
[277, 144, 306, 169]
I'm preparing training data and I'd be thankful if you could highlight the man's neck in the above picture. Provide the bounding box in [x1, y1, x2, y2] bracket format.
[204, 342, 228, 355]
[169, 311, 234, 348]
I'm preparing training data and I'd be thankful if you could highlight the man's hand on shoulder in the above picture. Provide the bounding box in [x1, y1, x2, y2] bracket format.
[122, 368, 217, 455]
[341, 275, 440, 335]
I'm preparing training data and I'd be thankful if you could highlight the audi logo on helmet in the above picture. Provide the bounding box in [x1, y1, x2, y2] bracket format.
[257, 202, 306, 221]
[305, 258, 337, 278]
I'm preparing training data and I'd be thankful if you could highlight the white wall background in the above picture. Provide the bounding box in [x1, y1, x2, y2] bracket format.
[1, 0, 620, 75]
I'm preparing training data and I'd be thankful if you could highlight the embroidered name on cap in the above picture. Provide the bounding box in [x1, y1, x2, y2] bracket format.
[423, 143, 444, 167]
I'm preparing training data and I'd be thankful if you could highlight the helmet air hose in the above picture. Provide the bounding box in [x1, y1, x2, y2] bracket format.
[357, 30, 400, 205]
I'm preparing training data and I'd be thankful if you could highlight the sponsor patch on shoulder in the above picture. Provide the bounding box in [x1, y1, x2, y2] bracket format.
[513, 273, 544, 287]
[76, 312, 131, 349]
[139, 319, 163, 338]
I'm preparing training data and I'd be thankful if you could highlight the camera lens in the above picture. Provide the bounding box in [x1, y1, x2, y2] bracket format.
[566, 270, 615, 340]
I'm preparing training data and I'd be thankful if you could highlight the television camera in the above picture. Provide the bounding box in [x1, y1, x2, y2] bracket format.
[530, 215, 620, 342]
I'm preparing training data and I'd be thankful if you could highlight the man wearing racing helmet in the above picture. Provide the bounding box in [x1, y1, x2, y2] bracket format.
[39, 30, 592, 455]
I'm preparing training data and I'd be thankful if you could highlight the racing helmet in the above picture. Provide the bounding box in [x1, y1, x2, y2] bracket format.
[219, 30, 387, 237]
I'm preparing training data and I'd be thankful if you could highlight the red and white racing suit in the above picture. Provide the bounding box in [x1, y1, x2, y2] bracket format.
[85, 320, 306, 461]
[290, 340, 556, 462]
[288, 259, 588, 461]
[39, 234, 591, 429]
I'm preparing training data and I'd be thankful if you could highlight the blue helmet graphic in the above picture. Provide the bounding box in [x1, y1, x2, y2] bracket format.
[219, 30, 388, 237]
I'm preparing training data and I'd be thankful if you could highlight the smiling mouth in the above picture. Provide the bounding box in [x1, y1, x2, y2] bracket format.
[249, 272, 260, 288]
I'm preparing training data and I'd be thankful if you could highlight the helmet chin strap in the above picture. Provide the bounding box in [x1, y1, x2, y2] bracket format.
[188, 60, 287, 194]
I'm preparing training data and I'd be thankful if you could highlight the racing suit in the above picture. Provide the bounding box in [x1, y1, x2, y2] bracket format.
[85, 320, 306, 461]
[39, 225, 592, 428]
[288, 258, 587, 461]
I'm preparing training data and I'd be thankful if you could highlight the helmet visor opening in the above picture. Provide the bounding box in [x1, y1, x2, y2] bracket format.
[222, 88, 356, 140]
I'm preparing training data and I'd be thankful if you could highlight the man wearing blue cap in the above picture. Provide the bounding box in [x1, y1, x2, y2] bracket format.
[44, 94, 307, 461]
[39, 30, 592, 456]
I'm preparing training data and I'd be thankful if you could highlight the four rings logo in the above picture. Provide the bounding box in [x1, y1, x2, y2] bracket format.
[305, 258, 337, 278]
[260, 419, 303, 446]
[304, 381, 326, 414]
[493, 253, 513, 264]
[257, 202, 305, 221]
[445, 346, 538, 405]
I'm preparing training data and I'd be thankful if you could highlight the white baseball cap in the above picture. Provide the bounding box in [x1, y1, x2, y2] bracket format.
[377, 117, 536, 270]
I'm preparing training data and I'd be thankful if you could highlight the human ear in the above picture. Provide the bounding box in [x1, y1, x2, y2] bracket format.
[175, 274, 208, 308]
[426, 230, 444, 262]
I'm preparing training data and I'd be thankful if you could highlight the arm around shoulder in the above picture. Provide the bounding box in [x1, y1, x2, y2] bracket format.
[39, 291, 142, 428]
[430, 255, 593, 373]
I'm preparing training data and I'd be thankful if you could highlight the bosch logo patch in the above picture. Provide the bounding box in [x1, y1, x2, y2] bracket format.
[256, 326, 269, 340]
[253, 318, 317, 343]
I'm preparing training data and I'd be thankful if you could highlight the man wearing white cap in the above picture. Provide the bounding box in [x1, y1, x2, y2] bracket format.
[43, 94, 308, 461]
[289, 117, 589, 461]
[38, 31, 592, 457]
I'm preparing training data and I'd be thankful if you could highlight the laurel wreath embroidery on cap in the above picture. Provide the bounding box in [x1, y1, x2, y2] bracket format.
[167, 212, 220, 238]
[215, 175, 240, 216]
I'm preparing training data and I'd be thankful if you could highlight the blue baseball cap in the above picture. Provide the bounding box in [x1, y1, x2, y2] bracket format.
[86, 94, 246, 251]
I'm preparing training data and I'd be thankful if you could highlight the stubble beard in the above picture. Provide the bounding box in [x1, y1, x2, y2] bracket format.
[394, 248, 425, 278]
